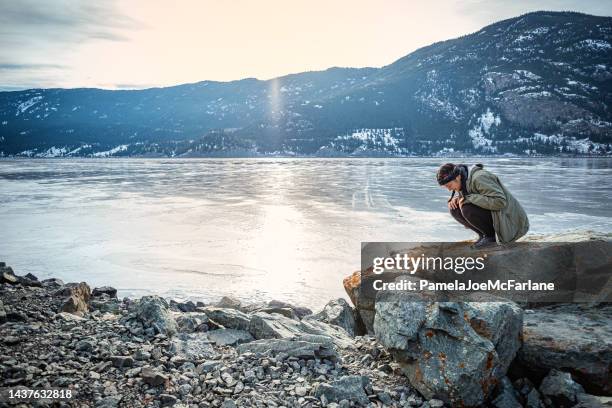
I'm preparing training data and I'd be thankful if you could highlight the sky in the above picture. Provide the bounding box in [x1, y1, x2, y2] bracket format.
[1, 0, 611, 91]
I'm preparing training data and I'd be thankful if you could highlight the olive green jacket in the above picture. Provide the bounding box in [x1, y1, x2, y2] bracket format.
[462, 164, 529, 243]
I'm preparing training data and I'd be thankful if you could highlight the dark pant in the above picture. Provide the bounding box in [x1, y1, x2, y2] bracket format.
[450, 203, 495, 238]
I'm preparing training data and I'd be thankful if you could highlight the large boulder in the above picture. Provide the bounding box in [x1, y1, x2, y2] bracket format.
[305, 298, 358, 336]
[374, 290, 523, 407]
[59, 282, 91, 316]
[514, 304, 612, 395]
[348, 232, 612, 332]
[130, 295, 178, 336]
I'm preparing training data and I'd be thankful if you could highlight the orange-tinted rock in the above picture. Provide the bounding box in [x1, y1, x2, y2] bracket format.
[60, 282, 91, 316]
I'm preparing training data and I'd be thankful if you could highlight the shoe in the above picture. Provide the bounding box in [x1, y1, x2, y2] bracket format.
[473, 236, 497, 249]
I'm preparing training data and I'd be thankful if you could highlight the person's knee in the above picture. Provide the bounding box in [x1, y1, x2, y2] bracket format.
[460, 203, 481, 223]
[449, 207, 462, 217]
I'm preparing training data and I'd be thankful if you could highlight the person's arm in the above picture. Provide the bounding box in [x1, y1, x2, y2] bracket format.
[463, 173, 507, 210]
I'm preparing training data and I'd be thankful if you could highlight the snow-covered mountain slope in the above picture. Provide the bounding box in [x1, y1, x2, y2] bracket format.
[1, 11, 610, 157]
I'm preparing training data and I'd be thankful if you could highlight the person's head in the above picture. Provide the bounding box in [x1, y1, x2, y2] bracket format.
[437, 163, 462, 191]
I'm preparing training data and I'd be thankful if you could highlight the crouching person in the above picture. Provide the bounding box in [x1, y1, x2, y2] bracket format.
[436, 163, 529, 248]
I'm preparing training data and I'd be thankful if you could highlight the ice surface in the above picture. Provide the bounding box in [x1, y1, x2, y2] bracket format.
[0, 158, 611, 309]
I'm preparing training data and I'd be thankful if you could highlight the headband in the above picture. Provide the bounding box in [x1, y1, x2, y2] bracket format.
[437, 167, 459, 185]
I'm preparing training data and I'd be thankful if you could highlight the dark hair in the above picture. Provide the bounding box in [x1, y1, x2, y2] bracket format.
[437, 163, 457, 185]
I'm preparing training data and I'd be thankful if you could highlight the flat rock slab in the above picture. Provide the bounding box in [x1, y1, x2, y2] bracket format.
[515, 304, 612, 395]
[206, 329, 253, 346]
[204, 307, 251, 331]
[314, 375, 371, 405]
[237, 336, 338, 360]
[168, 333, 218, 360]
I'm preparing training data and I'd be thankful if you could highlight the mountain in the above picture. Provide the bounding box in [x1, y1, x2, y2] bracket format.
[1, 11, 611, 157]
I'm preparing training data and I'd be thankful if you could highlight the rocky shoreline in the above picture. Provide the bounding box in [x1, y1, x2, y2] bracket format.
[1, 238, 611, 408]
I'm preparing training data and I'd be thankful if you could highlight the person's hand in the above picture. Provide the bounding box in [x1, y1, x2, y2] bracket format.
[458, 197, 465, 209]
[448, 197, 460, 210]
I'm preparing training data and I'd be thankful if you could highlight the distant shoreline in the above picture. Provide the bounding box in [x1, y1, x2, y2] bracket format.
[2, 154, 612, 160]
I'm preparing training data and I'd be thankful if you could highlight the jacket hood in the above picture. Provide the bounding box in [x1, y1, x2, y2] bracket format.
[470, 163, 484, 173]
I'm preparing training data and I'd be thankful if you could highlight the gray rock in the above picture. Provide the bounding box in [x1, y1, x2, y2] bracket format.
[130, 295, 178, 336]
[196, 360, 222, 374]
[216, 296, 243, 310]
[492, 377, 522, 408]
[96, 395, 121, 408]
[429, 400, 445, 408]
[248, 312, 304, 339]
[0, 300, 5, 323]
[175, 312, 209, 333]
[246, 311, 353, 348]
[517, 304, 612, 395]
[23, 272, 38, 281]
[574, 393, 612, 408]
[539, 369, 584, 407]
[133, 349, 151, 361]
[6, 310, 28, 322]
[168, 333, 217, 360]
[526, 388, 544, 408]
[75, 339, 95, 352]
[160, 394, 178, 407]
[92, 286, 117, 299]
[373, 291, 523, 407]
[177, 300, 197, 312]
[204, 307, 251, 331]
[256, 306, 298, 319]
[140, 366, 168, 386]
[221, 400, 237, 408]
[314, 375, 370, 405]
[237, 336, 338, 360]
[206, 329, 253, 346]
[41, 278, 64, 287]
[266, 300, 313, 319]
[306, 298, 356, 336]
[299, 318, 355, 349]
[91, 298, 120, 314]
[111, 355, 134, 368]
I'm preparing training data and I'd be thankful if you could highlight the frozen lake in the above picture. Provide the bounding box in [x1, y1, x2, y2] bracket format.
[1, 158, 611, 309]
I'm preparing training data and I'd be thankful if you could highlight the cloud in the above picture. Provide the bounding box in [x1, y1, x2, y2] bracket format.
[0, 1, 143, 43]
[0, 0, 143, 90]
[0, 63, 67, 71]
